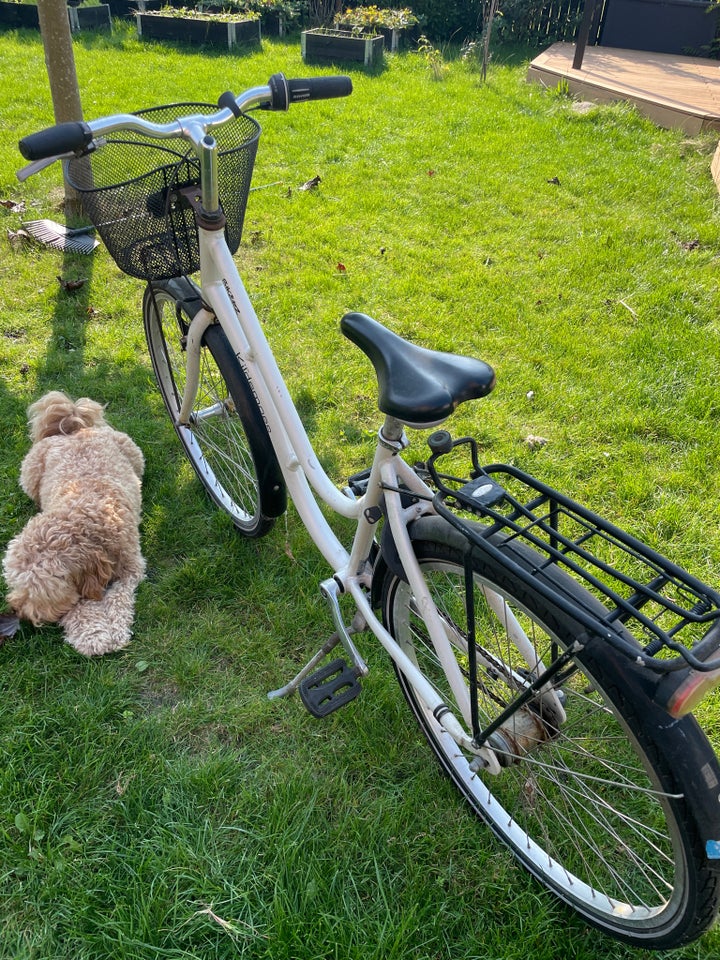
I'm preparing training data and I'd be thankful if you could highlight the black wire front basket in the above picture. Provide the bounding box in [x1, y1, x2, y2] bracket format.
[65, 104, 261, 281]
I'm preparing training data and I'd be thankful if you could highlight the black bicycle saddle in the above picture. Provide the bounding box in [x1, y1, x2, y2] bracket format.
[340, 312, 496, 428]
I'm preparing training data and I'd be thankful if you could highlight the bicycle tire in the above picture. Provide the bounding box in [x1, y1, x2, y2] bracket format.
[143, 278, 286, 537]
[378, 515, 720, 948]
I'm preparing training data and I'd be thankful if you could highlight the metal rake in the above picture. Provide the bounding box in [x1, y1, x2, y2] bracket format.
[22, 219, 99, 254]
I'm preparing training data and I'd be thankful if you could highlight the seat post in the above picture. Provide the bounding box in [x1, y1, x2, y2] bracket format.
[380, 415, 408, 449]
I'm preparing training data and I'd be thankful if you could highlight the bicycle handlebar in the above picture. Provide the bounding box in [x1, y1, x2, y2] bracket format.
[18, 72, 352, 165]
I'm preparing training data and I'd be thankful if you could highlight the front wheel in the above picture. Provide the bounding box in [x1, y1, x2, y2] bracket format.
[143, 279, 286, 537]
[379, 520, 720, 948]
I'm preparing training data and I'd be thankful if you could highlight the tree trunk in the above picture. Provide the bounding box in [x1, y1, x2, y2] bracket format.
[36, 0, 83, 216]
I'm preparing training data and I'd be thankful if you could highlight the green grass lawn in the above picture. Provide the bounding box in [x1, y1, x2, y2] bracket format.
[1, 22, 720, 960]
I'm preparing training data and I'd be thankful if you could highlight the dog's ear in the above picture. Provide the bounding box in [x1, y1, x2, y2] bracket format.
[27, 391, 72, 441]
[77, 551, 114, 601]
[6, 572, 80, 625]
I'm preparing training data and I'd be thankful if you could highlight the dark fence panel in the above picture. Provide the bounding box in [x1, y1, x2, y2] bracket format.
[495, 0, 603, 46]
[343, 0, 717, 53]
[382, 0, 591, 42]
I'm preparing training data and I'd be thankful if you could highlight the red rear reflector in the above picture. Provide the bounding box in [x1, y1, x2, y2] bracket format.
[666, 667, 720, 718]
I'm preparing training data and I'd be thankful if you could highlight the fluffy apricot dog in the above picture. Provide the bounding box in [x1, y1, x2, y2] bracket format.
[3, 391, 145, 655]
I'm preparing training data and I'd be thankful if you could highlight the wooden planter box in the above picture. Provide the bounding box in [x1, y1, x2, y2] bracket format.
[0, 1, 39, 29]
[68, 3, 112, 32]
[136, 12, 261, 49]
[600, 0, 720, 56]
[301, 28, 383, 65]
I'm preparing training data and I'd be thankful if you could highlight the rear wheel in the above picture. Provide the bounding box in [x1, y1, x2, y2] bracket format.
[143, 279, 286, 537]
[380, 522, 720, 948]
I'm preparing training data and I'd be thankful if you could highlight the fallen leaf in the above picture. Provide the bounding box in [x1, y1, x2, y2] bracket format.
[0, 199, 25, 213]
[7, 228, 30, 245]
[299, 175, 321, 191]
[115, 771, 135, 795]
[336, 262, 346, 273]
[522, 776, 538, 808]
[57, 276, 87, 292]
[427, 169, 436, 177]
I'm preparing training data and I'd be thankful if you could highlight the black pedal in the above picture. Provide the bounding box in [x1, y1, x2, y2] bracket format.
[299, 658, 362, 718]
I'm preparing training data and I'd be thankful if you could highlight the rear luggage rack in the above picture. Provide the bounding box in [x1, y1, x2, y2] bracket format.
[425, 434, 720, 675]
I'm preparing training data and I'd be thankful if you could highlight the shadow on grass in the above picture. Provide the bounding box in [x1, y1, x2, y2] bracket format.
[33, 237, 110, 398]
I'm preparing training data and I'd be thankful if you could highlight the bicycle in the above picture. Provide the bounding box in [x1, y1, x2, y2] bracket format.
[17, 72, 720, 949]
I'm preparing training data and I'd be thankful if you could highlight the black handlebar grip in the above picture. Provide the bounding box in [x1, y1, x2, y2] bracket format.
[18, 121, 94, 162]
[267, 73, 352, 110]
[287, 76, 353, 103]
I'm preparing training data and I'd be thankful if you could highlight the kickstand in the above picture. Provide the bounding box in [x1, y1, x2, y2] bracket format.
[267, 630, 344, 702]
[267, 580, 368, 717]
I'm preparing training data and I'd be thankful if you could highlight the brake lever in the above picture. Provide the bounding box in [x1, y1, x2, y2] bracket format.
[16, 154, 70, 182]
[16, 137, 105, 182]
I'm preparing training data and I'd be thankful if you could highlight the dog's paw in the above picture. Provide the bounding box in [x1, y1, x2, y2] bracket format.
[62, 619, 133, 657]
[60, 578, 139, 657]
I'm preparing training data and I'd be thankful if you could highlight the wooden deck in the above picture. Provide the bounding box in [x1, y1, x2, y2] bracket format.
[528, 42, 720, 135]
